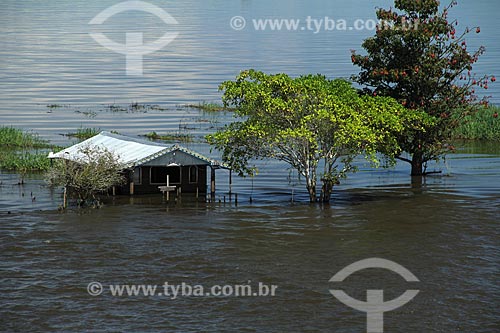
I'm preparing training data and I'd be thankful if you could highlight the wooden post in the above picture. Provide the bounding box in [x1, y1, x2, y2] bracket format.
[158, 173, 175, 202]
[210, 167, 216, 199]
[112, 186, 116, 196]
[176, 186, 182, 202]
[63, 187, 67, 209]
[130, 182, 135, 195]
[166, 175, 170, 201]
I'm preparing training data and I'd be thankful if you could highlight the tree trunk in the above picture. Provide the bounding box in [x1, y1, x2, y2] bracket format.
[320, 181, 333, 203]
[304, 165, 317, 203]
[411, 153, 423, 176]
[411, 175, 423, 188]
[307, 185, 316, 203]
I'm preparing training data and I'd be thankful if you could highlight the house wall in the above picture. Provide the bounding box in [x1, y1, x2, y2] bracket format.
[117, 165, 208, 195]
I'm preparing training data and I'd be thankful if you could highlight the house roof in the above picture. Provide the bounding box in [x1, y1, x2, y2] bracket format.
[48, 131, 228, 169]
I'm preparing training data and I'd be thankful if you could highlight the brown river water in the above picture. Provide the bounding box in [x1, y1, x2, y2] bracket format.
[1, 106, 499, 332]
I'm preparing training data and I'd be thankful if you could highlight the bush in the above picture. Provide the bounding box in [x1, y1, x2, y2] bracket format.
[46, 145, 126, 207]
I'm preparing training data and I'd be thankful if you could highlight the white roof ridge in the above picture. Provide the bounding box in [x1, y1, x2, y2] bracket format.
[48, 132, 229, 169]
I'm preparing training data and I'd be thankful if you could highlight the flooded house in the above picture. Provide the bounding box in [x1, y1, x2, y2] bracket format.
[48, 131, 229, 197]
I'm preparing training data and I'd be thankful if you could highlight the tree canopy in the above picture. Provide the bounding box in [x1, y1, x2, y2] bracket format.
[207, 70, 432, 202]
[351, 0, 492, 175]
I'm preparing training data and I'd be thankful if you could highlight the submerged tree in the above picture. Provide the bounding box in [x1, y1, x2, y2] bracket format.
[207, 70, 432, 203]
[351, 0, 493, 175]
[46, 146, 125, 207]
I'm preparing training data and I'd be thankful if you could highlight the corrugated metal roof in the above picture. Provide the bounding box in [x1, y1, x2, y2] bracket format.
[48, 131, 228, 169]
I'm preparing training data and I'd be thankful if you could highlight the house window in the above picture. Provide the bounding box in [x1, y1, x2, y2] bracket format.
[150, 167, 167, 184]
[167, 166, 181, 184]
[189, 166, 198, 183]
[150, 166, 181, 184]
[132, 167, 142, 185]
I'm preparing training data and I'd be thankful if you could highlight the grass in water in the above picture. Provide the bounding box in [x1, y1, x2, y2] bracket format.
[0, 126, 50, 148]
[105, 102, 168, 112]
[184, 101, 235, 112]
[106, 104, 128, 112]
[130, 102, 145, 111]
[64, 127, 101, 140]
[0, 150, 52, 172]
[142, 131, 193, 143]
[0, 127, 61, 174]
[47, 104, 63, 109]
[453, 106, 500, 141]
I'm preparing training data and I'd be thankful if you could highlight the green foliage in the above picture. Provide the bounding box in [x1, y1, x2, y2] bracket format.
[351, 0, 492, 175]
[207, 69, 430, 202]
[0, 127, 54, 181]
[65, 127, 101, 140]
[185, 101, 235, 112]
[46, 146, 126, 206]
[0, 126, 50, 148]
[143, 131, 193, 143]
[453, 106, 500, 141]
[0, 150, 51, 172]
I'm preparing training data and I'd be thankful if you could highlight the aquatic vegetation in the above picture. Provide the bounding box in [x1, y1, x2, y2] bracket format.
[149, 104, 169, 111]
[185, 101, 235, 112]
[142, 131, 193, 143]
[130, 101, 145, 111]
[75, 110, 98, 118]
[0, 126, 50, 148]
[104, 102, 168, 113]
[453, 106, 500, 141]
[46, 104, 63, 109]
[0, 127, 61, 178]
[0, 150, 51, 172]
[105, 104, 127, 112]
[64, 127, 101, 140]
